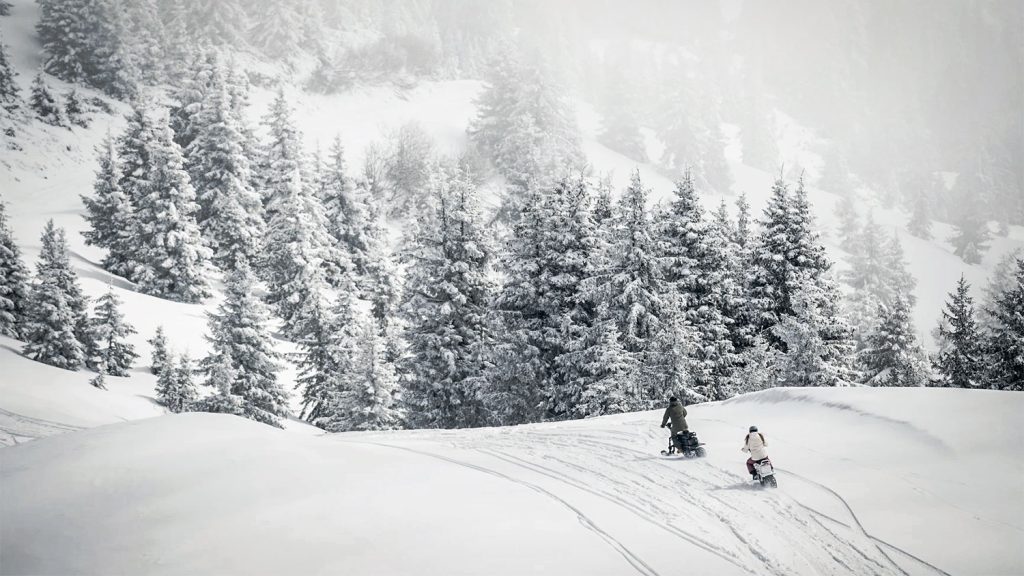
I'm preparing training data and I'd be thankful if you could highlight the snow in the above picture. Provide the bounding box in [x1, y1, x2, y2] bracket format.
[2, 386, 1021, 575]
[0, 335, 164, 444]
[2, 3, 1023, 574]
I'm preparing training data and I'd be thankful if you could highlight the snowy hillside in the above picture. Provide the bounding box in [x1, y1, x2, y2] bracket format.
[2, 1, 1022, 574]
[2, 18, 1020, 356]
[3, 387, 1021, 575]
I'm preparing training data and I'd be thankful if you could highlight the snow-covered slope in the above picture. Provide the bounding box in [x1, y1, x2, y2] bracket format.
[3, 387, 1021, 576]
[4, 0, 1023, 358]
[0, 335, 164, 445]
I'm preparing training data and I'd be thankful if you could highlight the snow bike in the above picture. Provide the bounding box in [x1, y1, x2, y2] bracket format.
[661, 430, 707, 458]
[750, 457, 778, 488]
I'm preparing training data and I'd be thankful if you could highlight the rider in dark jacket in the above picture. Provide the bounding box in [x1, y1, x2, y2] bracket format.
[661, 397, 688, 434]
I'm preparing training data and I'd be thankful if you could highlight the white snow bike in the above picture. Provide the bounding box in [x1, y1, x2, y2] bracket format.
[750, 457, 778, 488]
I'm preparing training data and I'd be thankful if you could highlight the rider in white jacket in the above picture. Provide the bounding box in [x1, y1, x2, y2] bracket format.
[741, 425, 768, 479]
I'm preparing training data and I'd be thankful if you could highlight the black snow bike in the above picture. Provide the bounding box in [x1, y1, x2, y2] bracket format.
[661, 430, 707, 458]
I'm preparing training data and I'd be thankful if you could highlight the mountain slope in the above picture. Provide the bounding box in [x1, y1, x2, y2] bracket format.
[3, 387, 1021, 576]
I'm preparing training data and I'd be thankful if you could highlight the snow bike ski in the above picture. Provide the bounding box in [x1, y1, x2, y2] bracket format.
[661, 430, 707, 458]
[750, 457, 778, 488]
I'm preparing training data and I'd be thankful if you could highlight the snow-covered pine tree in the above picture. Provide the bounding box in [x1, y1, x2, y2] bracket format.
[933, 275, 984, 388]
[468, 47, 582, 193]
[188, 0, 248, 47]
[598, 71, 647, 162]
[293, 278, 355, 426]
[979, 249, 1023, 332]
[401, 166, 494, 429]
[331, 313, 403, 432]
[203, 261, 288, 427]
[842, 212, 888, 349]
[657, 171, 737, 401]
[727, 192, 761, 352]
[63, 89, 89, 128]
[259, 88, 305, 215]
[834, 192, 860, 251]
[21, 222, 86, 370]
[318, 136, 371, 275]
[157, 353, 199, 413]
[712, 199, 736, 240]
[36, 0, 135, 97]
[359, 188, 401, 334]
[44, 219, 90, 342]
[883, 231, 917, 306]
[907, 189, 933, 240]
[735, 193, 752, 249]
[606, 171, 663, 405]
[89, 372, 107, 390]
[170, 51, 220, 151]
[949, 193, 991, 264]
[148, 325, 169, 375]
[250, 0, 303, 59]
[29, 72, 64, 126]
[573, 308, 634, 418]
[732, 335, 779, 394]
[774, 278, 856, 387]
[122, 0, 167, 85]
[195, 349, 244, 416]
[0, 1, 10, 17]
[747, 178, 794, 337]
[702, 127, 733, 195]
[186, 72, 263, 271]
[85, 288, 137, 376]
[0, 199, 29, 339]
[543, 177, 613, 418]
[984, 258, 1024, 391]
[260, 166, 339, 337]
[36, 0, 85, 82]
[739, 97, 779, 173]
[485, 321, 544, 426]
[130, 118, 211, 303]
[789, 176, 831, 275]
[485, 186, 549, 425]
[644, 294, 699, 404]
[749, 175, 834, 348]
[593, 175, 615, 227]
[117, 104, 158, 209]
[380, 123, 436, 220]
[82, 136, 137, 279]
[0, 34, 21, 113]
[818, 147, 853, 197]
[858, 295, 930, 387]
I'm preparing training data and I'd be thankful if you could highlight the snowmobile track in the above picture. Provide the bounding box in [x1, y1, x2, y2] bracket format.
[358, 441, 663, 576]
[477, 448, 757, 575]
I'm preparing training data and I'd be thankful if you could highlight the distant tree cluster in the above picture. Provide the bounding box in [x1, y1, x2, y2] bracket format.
[468, 47, 585, 219]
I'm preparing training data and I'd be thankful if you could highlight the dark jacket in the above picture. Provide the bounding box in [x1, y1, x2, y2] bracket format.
[661, 400, 688, 434]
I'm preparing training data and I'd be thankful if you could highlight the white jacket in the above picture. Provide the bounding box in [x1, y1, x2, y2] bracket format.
[743, 432, 768, 461]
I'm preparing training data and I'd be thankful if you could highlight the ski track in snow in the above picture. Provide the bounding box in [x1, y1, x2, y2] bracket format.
[0, 406, 84, 446]
[350, 423, 921, 576]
